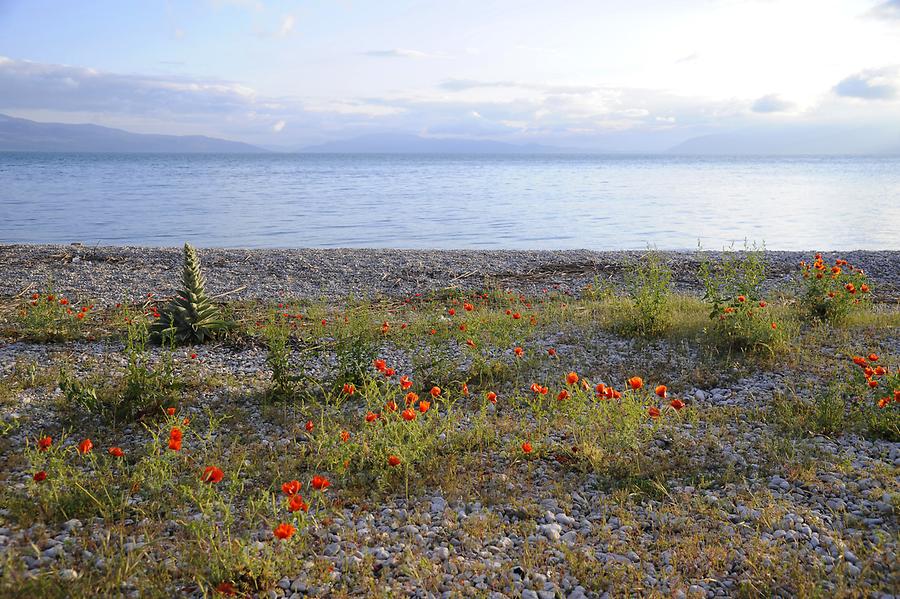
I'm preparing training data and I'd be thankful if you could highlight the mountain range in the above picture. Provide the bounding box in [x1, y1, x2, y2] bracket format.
[0, 113, 267, 153]
[1, 113, 898, 155]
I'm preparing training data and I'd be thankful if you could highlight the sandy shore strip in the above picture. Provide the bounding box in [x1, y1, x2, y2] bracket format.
[1, 244, 898, 304]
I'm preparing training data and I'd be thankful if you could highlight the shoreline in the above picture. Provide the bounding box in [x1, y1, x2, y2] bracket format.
[2, 244, 899, 304]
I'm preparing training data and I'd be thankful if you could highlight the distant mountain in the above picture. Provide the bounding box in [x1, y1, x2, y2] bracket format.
[668, 124, 900, 155]
[0, 113, 267, 153]
[294, 133, 571, 154]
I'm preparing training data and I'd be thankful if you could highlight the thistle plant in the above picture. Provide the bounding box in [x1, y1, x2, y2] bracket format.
[151, 243, 228, 344]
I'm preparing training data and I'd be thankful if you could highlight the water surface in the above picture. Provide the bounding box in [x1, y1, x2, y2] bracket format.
[1, 153, 898, 249]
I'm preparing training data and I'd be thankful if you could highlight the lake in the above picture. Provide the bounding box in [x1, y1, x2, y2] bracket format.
[1, 153, 898, 249]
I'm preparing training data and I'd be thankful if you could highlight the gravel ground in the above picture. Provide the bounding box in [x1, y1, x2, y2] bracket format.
[1, 244, 898, 304]
[0, 244, 898, 597]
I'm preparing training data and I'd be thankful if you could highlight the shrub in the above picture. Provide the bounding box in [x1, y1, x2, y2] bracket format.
[332, 310, 379, 392]
[16, 283, 94, 341]
[698, 245, 782, 353]
[151, 243, 228, 345]
[797, 254, 871, 324]
[262, 313, 299, 402]
[849, 353, 899, 441]
[622, 250, 673, 336]
[60, 309, 179, 422]
[312, 364, 453, 493]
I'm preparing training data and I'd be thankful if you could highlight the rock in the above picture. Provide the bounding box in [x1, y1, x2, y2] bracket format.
[540, 523, 562, 542]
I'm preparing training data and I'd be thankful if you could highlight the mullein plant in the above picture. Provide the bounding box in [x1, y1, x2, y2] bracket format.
[151, 243, 228, 344]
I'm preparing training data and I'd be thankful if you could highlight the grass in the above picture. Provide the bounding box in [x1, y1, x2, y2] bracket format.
[0, 272, 897, 596]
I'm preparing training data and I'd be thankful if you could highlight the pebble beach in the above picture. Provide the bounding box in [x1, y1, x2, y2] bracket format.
[0, 244, 897, 598]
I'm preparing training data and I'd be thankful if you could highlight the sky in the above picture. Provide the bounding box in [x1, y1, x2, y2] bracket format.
[1, 0, 899, 149]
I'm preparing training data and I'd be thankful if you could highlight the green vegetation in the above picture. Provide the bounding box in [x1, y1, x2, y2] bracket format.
[150, 243, 229, 344]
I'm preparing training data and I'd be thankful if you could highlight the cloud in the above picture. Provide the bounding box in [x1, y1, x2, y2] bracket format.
[439, 79, 599, 94]
[751, 94, 796, 113]
[833, 66, 899, 100]
[675, 53, 699, 64]
[3, 56, 897, 151]
[363, 49, 448, 59]
[0, 56, 257, 116]
[276, 15, 295, 37]
[866, 0, 900, 20]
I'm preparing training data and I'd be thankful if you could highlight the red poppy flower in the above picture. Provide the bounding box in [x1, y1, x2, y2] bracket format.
[400, 375, 413, 390]
[365, 411, 379, 422]
[342, 383, 356, 395]
[771, 322, 777, 330]
[461, 383, 469, 396]
[868, 353, 879, 362]
[381, 321, 390, 334]
[486, 391, 497, 404]
[557, 389, 570, 401]
[648, 406, 661, 419]
[388, 455, 401, 467]
[759, 301, 767, 308]
[78, 438, 93, 454]
[466, 339, 477, 349]
[273, 523, 296, 540]
[514, 347, 524, 357]
[737, 295, 746, 303]
[216, 582, 237, 596]
[430, 386, 441, 398]
[464, 302, 474, 311]
[190, 353, 198, 360]
[521, 441, 533, 453]
[401, 408, 416, 421]
[566, 372, 579, 385]
[311, 475, 330, 490]
[108, 446, 124, 457]
[860, 284, 870, 293]
[547, 348, 556, 356]
[340, 430, 351, 442]
[282, 480, 301, 495]
[38, 436, 52, 451]
[448, 308, 456, 316]
[373, 359, 387, 372]
[670, 399, 685, 411]
[202, 466, 224, 484]
[512, 312, 521, 320]
[33, 470, 47, 482]
[168, 437, 182, 451]
[418, 400, 431, 413]
[655, 385, 667, 398]
[288, 494, 309, 513]
[384, 367, 396, 377]
[166, 407, 176, 416]
[627, 377, 643, 391]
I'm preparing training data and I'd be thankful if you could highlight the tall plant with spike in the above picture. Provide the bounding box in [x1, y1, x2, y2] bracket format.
[151, 243, 228, 344]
